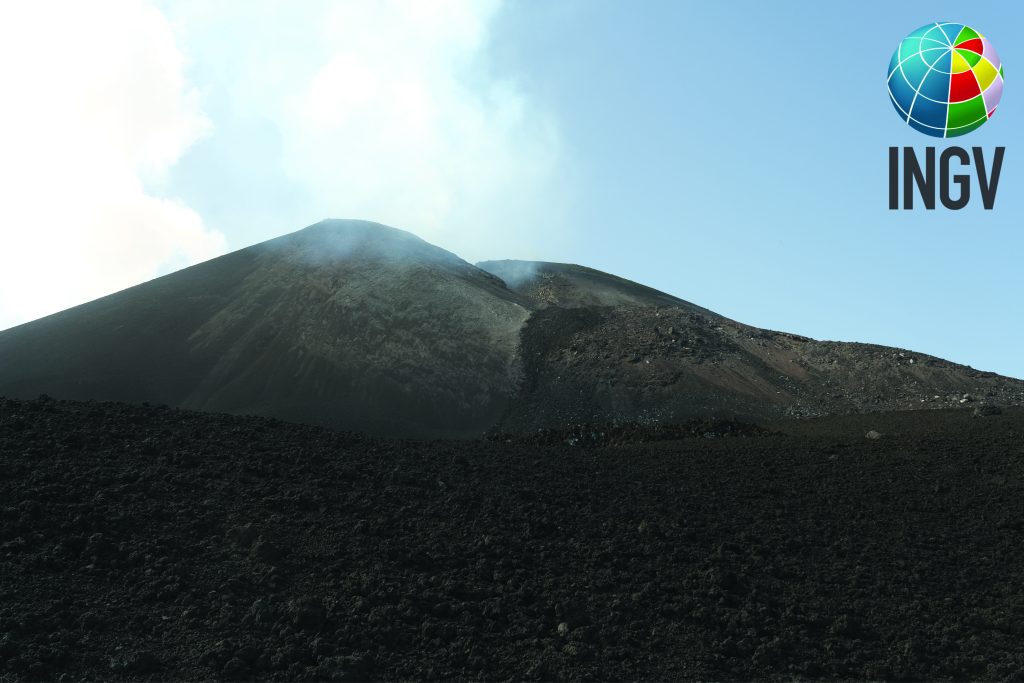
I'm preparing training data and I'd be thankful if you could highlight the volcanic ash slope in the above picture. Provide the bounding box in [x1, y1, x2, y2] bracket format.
[0, 221, 530, 437]
[0, 219, 1022, 435]
[475, 260, 1024, 430]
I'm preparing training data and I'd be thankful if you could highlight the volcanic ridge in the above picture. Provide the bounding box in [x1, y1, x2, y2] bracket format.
[0, 219, 1019, 436]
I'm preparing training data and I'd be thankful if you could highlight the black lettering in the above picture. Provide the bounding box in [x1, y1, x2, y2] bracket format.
[904, 147, 935, 210]
[889, 147, 899, 209]
[973, 146, 1005, 210]
[939, 146, 970, 210]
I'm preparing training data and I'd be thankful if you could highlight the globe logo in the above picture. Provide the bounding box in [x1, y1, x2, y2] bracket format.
[887, 23, 1003, 137]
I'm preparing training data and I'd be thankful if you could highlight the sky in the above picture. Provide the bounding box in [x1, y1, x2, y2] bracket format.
[0, 1, 1021, 379]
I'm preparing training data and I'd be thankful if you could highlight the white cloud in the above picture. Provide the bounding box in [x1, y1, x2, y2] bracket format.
[0, 0, 568, 331]
[0, 0, 225, 330]
[169, 0, 570, 262]
[289, 0, 568, 261]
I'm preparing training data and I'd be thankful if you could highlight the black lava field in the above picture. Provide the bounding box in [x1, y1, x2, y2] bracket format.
[2, 395, 1024, 681]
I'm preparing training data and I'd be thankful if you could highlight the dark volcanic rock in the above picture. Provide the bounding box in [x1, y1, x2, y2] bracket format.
[287, 598, 327, 631]
[249, 538, 282, 564]
[974, 404, 1003, 417]
[2, 395, 1024, 680]
[498, 303, 1024, 431]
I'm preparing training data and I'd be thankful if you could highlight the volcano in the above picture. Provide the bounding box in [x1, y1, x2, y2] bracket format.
[0, 219, 1021, 436]
[0, 221, 528, 437]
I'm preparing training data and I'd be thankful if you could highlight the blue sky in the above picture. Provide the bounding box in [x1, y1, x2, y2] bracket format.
[1, 1, 1021, 378]
[483, 1, 1022, 378]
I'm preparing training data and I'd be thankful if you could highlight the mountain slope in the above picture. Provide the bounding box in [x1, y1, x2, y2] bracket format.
[476, 260, 722, 316]
[501, 303, 1024, 431]
[0, 219, 1021, 435]
[0, 220, 529, 436]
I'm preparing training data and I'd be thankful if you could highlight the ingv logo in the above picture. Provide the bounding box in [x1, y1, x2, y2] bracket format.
[886, 22, 1005, 209]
